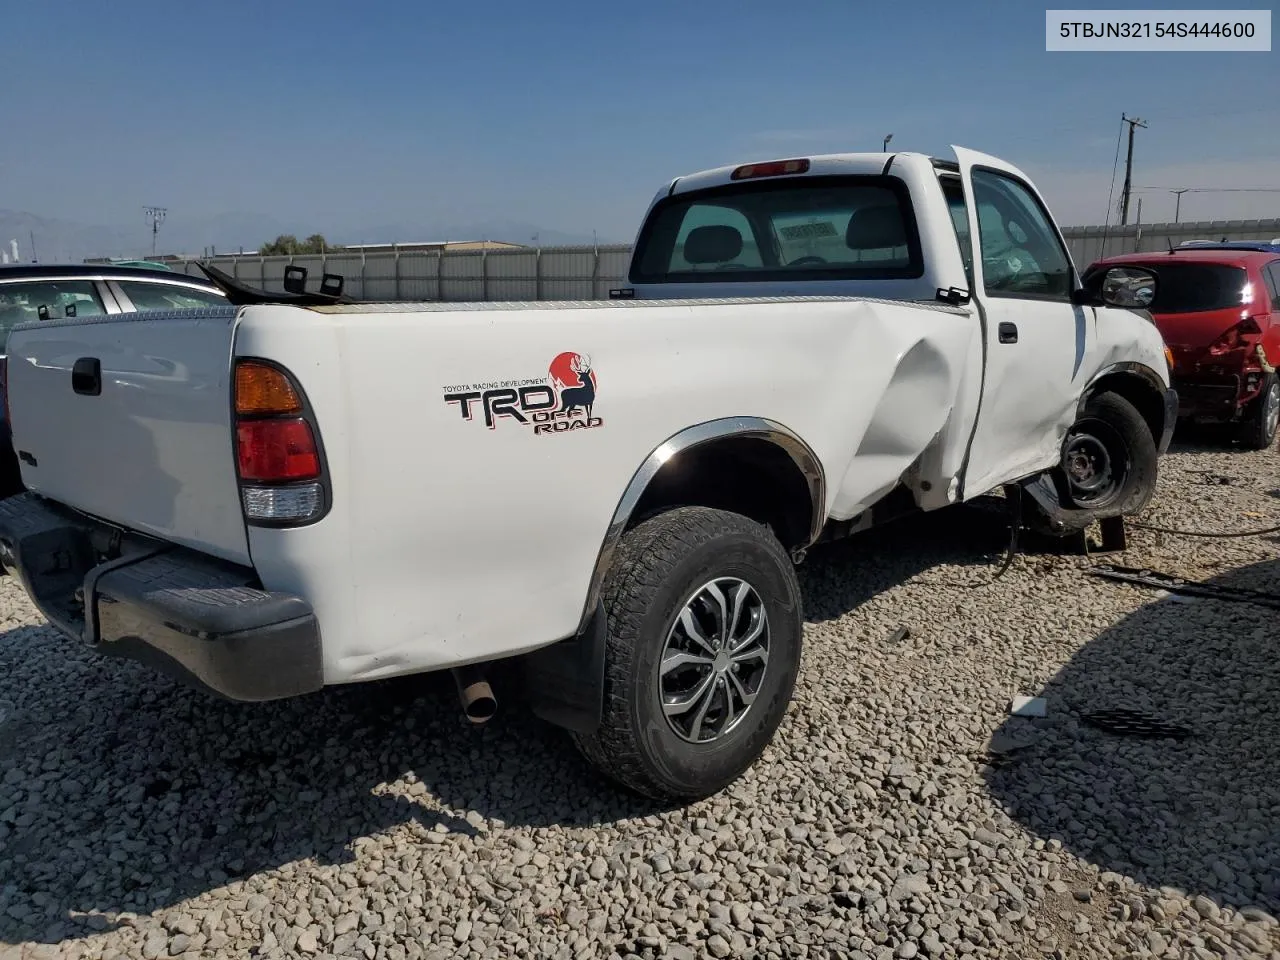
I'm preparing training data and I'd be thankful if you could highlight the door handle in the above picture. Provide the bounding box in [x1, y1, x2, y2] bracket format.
[998, 322, 1019, 344]
[72, 357, 102, 396]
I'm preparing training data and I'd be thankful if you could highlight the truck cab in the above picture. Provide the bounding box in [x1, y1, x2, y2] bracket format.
[614, 146, 1079, 307]
[616, 146, 1175, 505]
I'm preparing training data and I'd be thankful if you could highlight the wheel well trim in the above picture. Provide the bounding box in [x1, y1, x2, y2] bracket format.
[1077, 360, 1176, 454]
[574, 416, 827, 635]
[1078, 362, 1167, 414]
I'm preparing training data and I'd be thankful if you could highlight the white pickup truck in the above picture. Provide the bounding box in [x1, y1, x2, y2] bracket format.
[0, 146, 1174, 802]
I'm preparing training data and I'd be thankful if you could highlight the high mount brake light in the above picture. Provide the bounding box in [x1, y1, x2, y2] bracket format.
[233, 358, 326, 524]
[730, 158, 811, 181]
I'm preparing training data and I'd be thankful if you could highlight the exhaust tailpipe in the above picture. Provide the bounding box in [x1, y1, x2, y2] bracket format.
[452, 665, 497, 724]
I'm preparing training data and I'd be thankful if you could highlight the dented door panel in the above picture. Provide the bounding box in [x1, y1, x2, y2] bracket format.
[950, 145, 1090, 498]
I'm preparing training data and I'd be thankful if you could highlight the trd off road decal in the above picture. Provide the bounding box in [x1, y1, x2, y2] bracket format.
[443, 351, 603, 435]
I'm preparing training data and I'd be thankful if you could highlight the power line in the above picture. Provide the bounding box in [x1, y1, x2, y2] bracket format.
[992, 106, 1279, 148]
[1119, 114, 1148, 226]
[1131, 186, 1280, 193]
[1139, 106, 1280, 124]
[1100, 114, 1126, 258]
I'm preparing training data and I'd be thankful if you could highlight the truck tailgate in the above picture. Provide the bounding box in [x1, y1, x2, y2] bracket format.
[5, 307, 251, 565]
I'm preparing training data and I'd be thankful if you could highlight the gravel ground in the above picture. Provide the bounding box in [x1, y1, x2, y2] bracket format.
[1, 431, 1278, 960]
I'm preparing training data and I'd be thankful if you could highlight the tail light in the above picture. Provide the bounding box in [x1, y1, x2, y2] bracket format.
[233, 359, 327, 525]
[1207, 316, 1263, 356]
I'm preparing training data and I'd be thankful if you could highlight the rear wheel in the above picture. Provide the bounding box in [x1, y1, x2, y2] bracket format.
[1057, 391, 1158, 518]
[572, 506, 803, 801]
[1238, 372, 1280, 450]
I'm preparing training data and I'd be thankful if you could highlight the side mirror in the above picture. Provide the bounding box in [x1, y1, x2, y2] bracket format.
[1098, 265, 1157, 310]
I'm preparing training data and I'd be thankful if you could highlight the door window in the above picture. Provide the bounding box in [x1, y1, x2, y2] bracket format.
[1264, 261, 1280, 310]
[0, 280, 106, 338]
[937, 174, 973, 284]
[115, 280, 226, 310]
[971, 169, 1073, 301]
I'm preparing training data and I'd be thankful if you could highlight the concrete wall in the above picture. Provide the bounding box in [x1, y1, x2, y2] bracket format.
[172, 218, 1280, 301]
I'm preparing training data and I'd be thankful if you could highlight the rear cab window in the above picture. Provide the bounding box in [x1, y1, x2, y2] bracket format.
[629, 175, 925, 285]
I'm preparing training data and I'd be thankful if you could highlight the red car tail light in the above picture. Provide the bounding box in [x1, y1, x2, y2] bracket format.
[1207, 316, 1263, 356]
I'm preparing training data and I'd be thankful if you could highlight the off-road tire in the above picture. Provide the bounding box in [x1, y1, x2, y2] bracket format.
[571, 506, 803, 801]
[1059, 390, 1159, 518]
[1238, 372, 1280, 451]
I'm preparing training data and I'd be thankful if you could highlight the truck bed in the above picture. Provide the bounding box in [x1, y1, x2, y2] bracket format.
[5, 294, 981, 684]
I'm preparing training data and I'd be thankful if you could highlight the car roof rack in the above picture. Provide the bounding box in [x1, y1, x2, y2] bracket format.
[193, 261, 355, 306]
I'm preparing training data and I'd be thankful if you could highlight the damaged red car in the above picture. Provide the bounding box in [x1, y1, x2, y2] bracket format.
[1084, 243, 1280, 449]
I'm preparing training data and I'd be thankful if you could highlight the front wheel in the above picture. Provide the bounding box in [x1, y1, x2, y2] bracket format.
[1238, 372, 1280, 450]
[572, 506, 803, 801]
[1057, 390, 1159, 518]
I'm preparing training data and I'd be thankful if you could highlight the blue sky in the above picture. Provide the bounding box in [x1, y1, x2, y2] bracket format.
[4, 0, 1277, 250]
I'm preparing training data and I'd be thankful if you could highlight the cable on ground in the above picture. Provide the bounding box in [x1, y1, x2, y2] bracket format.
[1128, 519, 1280, 539]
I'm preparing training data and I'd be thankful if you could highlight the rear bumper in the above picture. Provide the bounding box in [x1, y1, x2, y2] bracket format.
[1173, 374, 1243, 420]
[0, 492, 323, 702]
[0, 418, 24, 499]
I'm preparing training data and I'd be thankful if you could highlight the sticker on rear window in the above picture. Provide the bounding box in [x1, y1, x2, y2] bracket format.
[779, 221, 838, 240]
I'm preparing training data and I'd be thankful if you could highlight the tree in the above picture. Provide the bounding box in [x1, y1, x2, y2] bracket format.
[258, 234, 343, 256]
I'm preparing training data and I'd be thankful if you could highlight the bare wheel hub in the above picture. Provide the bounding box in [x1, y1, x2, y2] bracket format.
[1061, 425, 1120, 505]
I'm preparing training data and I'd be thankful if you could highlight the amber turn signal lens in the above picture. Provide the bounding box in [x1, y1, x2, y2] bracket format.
[236, 361, 302, 415]
[1164, 346, 1175, 372]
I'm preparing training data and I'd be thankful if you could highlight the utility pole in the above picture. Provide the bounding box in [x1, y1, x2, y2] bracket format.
[1119, 115, 1147, 226]
[1171, 188, 1189, 223]
[144, 206, 167, 257]
[882, 133, 893, 152]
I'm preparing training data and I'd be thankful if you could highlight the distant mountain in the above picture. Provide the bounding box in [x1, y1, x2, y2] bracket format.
[0, 209, 616, 265]
[0, 209, 302, 263]
[340, 219, 610, 248]
[0, 210, 135, 264]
